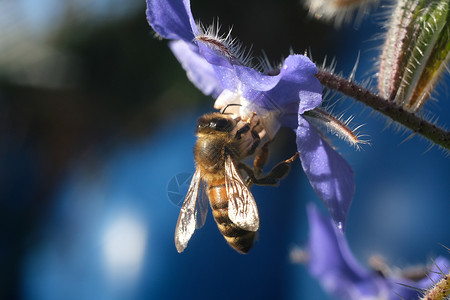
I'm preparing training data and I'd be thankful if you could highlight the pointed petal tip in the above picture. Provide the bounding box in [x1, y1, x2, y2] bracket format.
[297, 120, 354, 232]
[335, 221, 345, 233]
[146, 0, 197, 41]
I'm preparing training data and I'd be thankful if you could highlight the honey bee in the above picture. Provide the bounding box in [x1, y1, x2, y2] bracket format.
[175, 111, 298, 254]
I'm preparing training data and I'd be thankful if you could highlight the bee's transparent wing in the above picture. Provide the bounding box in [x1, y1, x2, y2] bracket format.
[224, 156, 259, 232]
[175, 168, 205, 253]
[195, 180, 208, 229]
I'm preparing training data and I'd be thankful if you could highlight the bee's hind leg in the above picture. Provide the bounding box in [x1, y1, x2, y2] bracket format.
[252, 141, 269, 178]
[239, 152, 299, 187]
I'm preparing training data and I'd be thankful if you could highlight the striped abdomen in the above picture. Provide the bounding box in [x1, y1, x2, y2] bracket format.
[207, 181, 256, 254]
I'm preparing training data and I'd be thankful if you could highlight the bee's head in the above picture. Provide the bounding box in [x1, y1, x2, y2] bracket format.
[196, 113, 235, 134]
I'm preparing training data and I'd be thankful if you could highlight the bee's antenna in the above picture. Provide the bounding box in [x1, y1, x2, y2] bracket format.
[221, 103, 241, 114]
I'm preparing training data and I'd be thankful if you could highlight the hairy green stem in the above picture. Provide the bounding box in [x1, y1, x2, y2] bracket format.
[315, 69, 450, 150]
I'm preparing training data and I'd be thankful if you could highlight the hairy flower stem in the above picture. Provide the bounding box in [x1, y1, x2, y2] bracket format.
[315, 69, 450, 150]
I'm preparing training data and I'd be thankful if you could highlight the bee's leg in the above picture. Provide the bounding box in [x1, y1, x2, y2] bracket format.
[237, 163, 265, 187]
[240, 152, 299, 187]
[252, 141, 270, 178]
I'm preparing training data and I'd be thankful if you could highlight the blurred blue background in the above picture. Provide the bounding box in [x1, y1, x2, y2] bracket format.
[1, 0, 449, 299]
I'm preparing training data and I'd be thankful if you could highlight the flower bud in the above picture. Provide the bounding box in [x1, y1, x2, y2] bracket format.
[303, 0, 379, 27]
[378, 0, 449, 112]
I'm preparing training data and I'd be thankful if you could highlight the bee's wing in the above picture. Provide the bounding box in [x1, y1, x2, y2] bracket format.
[175, 168, 207, 253]
[195, 180, 208, 229]
[224, 156, 259, 232]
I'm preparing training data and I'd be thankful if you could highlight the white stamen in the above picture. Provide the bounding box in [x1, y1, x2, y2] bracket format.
[214, 89, 282, 140]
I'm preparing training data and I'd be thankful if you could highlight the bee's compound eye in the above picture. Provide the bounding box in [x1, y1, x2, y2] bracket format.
[210, 118, 231, 131]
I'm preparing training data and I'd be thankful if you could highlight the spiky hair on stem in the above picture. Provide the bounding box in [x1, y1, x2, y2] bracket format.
[419, 249, 450, 300]
[307, 53, 370, 150]
[195, 19, 254, 67]
[304, 107, 370, 150]
[302, 0, 380, 28]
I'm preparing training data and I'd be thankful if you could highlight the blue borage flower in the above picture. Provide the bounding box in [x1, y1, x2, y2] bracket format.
[301, 204, 450, 300]
[146, 0, 355, 228]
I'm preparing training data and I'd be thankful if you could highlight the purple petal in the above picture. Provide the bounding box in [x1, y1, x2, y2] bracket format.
[307, 204, 450, 300]
[237, 55, 322, 113]
[197, 42, 234, 69]
[297, 117, 354, 229]
[306, 204, 380, 298]
[210, 64, 241, 92]
[307, 204, 370, 278]
[146, 0, 197, 41]
[169, 40, 223, 97]
[386, 279, 424, 300]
